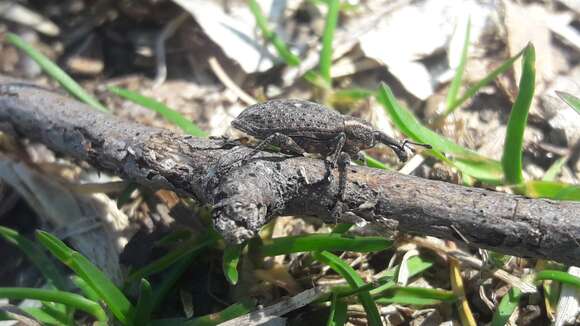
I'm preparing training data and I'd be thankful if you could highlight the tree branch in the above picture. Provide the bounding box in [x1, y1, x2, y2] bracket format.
[1, 77, 579, 265]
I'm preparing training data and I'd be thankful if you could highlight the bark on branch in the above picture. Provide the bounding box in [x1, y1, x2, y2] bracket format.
[1, 77, 579, 265]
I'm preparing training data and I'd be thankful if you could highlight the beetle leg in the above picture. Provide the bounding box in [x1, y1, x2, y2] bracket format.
[242, 132, 306, 164]
[336, 152, 351, 201]
[329, 151, 351, 223]
[321, 132, 347, 187]
[353, 151, 365, 163]
[259, 132, 306, 155]
[319, 132, 348, 189]
[327, 132, 347, 168]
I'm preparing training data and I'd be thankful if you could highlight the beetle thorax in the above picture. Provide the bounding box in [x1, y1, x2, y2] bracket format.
[344, 118, 375, 148]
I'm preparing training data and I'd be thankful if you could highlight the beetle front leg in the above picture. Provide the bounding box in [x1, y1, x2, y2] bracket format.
[336, 152, 351, 201]
[327, 132, 347, 168]
[329, 151, 351, 222]
[243, 132, 306, 163]
[320, 132, 347, 183]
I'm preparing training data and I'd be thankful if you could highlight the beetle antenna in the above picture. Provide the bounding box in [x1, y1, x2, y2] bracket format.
[401, 139, 432, 149]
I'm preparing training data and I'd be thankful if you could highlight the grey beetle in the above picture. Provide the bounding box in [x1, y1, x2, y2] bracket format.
[231, 99, 430, 166]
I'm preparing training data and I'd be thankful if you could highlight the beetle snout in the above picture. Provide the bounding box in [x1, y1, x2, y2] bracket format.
[394, 148, 408, 162]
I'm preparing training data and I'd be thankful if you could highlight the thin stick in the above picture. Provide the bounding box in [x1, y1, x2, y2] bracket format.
[208, 56, 257, 105]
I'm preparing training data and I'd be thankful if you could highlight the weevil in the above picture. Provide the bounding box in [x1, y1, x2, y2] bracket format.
[232, 99, 430, 167]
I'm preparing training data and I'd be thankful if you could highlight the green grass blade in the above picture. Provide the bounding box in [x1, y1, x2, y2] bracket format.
[332, 88, 374, 102]
[34, 230, 70, 262]
[5, 33, 109, 113]
[67, 254, 132, 324]
[108, 86, 207, 137]
[304, 70, 332, 89]
[379, 84, 471, 156]
[331, 223, 353, 234]
[373, 264, 435, 298]
[319, 0, 340, 84]
[521, 180, 580, 201]
[132, 279, 153, 326]
[446, 48, 525, 113]
[128, 234, 214, 283]
[536, 270, 580, 287]
[329, 254, 434, 300]
[327, 294, 347, 326]
[71, 276, 100, 302]
[453, 157, 504, 185]
[248, 0, 300, 66]
[223, 243, 243, 285]
[0, 226, 68, 290]
[377, 83, 503, 183]
[556, 91, 580, 115]
[445, 18, 471, 112]
[155, 229, 193, 247]
[373, 255, 433, 290]
[309, 0, 359, 11]
[374, 287, 457, 305]
[22, 306, 67, 326]
[491, 287, 522, 326]
[325, 256, 434, 300]
[40, 303, 71, 325]
[543, 275, 562, 319]
[551, 186, 580, 201]
[543, 157, 568, 181]
[151, 251, 198, 312]
[35, 231, 134, 325]
[0, 287, 107, 322]
[259, 233, 392, 257]
[363, 154, 391, 170]
[501, 44, 536, 185]
[312, 251, 382, 326]
[181, 299, 255, 326]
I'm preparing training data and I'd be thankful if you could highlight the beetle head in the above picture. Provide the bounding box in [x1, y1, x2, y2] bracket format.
[344, 118, 375, 148]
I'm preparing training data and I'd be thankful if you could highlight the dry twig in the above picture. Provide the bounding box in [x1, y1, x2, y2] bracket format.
[0, 77, 579, 265]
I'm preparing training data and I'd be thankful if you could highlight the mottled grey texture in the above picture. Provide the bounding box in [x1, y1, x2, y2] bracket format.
[232, 99, 412, 162]
[1, 78, 579, 265]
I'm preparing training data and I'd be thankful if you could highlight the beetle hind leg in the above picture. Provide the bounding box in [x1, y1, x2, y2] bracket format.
[242, 132, 306, 164]
[327, 132, 347, 168]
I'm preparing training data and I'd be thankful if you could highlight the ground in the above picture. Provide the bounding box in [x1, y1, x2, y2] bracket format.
[0, 0, 579, 325]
